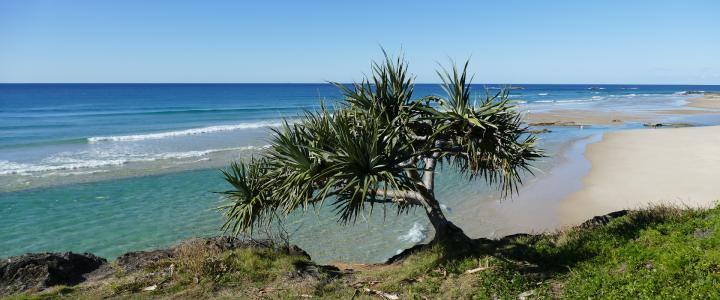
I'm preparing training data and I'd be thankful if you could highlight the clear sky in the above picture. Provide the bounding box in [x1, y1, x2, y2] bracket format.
[1, 0, 718, 84]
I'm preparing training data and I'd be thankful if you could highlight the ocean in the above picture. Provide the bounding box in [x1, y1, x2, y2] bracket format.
[2, 83, 719, 263]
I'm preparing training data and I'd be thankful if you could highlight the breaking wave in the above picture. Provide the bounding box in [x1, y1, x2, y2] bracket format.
[88, 121, 283, 143]
[0, 146, 268, 176]
[398, 222, 427, 244]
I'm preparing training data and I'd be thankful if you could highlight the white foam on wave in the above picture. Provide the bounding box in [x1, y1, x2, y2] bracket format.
[673, 91, 703, 96]
[0, 159, 127, 176]
[88, 121, 283, 143]
[0, 145, 269, 176]
[440, 204, 452, 212]
[537, 93, 549, 96]
[556, 99, 589, 103]
[398, 222, 427, 244]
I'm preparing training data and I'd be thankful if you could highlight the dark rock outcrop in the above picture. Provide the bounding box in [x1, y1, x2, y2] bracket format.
[0, 252, 106, 295]
[114, 236, 308, 273]
[579, 210, 629, 229]
[643, 123, 694, 128]
[115, 249, 174, 273]
[192, 236, 272, 252]
[286, 244, 311, 260]
[528, 121, 590, 128]
[0, 236, 312, 295]
[529, 128, 552, 134]
[680, 91, 705, 95]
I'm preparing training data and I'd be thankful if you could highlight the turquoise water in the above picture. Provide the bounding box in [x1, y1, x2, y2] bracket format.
[0, 165, 510, 262]
[2, 84, 720, 263]
[1, 170, 224, 258]
[0, 150, 562, 263]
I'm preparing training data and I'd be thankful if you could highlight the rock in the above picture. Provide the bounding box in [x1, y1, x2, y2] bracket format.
[0, 236, 312, 296]
[116, 249, 174, 273]
[287, 245, 312, 260]
[643, 123, 693, 128]
[190, 236, 273, 251]
[518, 289, 535, 300]
[115, 236, 310, 273]
[499, 233, 533, 242]
[291, 261, 341, 280]
[114, 236, 262, 273]
[693, 228, 713, 239]
[579, 210, 629, 229]
[0, 252, 106, 295]
[528, 121, 589, 128]
[529, 128, 552, 134]
[192, 237, 311, 259]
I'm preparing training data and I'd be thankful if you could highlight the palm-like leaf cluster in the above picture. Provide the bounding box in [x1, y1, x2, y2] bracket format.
[220, 53, 542, 235]
[426, 62, 541, 194]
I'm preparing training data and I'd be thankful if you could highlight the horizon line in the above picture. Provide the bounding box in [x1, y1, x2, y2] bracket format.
[1, 82, 719, 86]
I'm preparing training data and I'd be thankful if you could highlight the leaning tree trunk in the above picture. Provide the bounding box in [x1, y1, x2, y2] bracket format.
[421, 194, 472, 245]
[418, 156, 473, 245]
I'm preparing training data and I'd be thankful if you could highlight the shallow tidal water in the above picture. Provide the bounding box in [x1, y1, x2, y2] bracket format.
[0, 129, 594, 263]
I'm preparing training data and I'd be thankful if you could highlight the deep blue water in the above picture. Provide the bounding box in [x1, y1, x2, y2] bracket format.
[2, 83, 716, 149]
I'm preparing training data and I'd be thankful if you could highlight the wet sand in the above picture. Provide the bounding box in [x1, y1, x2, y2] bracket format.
[687, 92, 720, 109]
[524, 109, 653, 125]
[451, 133, 600, 237]
[560, 125, 720, 225]
[524, 93, 720, 126]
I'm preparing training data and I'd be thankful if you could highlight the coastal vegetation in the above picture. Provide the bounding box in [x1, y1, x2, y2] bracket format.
[6, 204, 719, 299]
[220, 53, 542, 244]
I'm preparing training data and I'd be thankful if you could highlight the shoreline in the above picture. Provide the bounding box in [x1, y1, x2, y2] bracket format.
[524, 92, 720, 126]
[559, 125, 720, 225]
[454, 133, 601, 238]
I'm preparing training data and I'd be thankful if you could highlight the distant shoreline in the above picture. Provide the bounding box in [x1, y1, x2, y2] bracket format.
[525, 92, 720, 125]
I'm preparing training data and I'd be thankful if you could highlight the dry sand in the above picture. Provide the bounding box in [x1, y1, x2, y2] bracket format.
[560, 125, 720, 225]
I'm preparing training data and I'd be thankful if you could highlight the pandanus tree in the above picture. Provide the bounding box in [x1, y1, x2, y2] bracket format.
[220, 53, 542, 244]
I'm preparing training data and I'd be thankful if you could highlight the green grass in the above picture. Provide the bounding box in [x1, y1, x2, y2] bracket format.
[6, 204, 720, 299]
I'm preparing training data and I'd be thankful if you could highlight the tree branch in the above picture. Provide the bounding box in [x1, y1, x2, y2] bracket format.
[371, 189, 426, 206]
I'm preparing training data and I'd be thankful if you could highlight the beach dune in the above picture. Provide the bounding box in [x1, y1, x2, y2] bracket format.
[561, 125, 720, 225]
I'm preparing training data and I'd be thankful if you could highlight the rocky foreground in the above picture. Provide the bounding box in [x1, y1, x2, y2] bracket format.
[2, 206, 719, 299]
[0, 237, 313, 297]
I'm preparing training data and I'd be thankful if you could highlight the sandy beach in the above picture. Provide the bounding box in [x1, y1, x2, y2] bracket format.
[560, 125, 720, 225]
[687, 92, 720, 109]
[525, 92, 720, 125]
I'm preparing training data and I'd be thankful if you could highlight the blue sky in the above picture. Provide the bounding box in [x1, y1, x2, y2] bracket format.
[1, 0, 718, 84]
